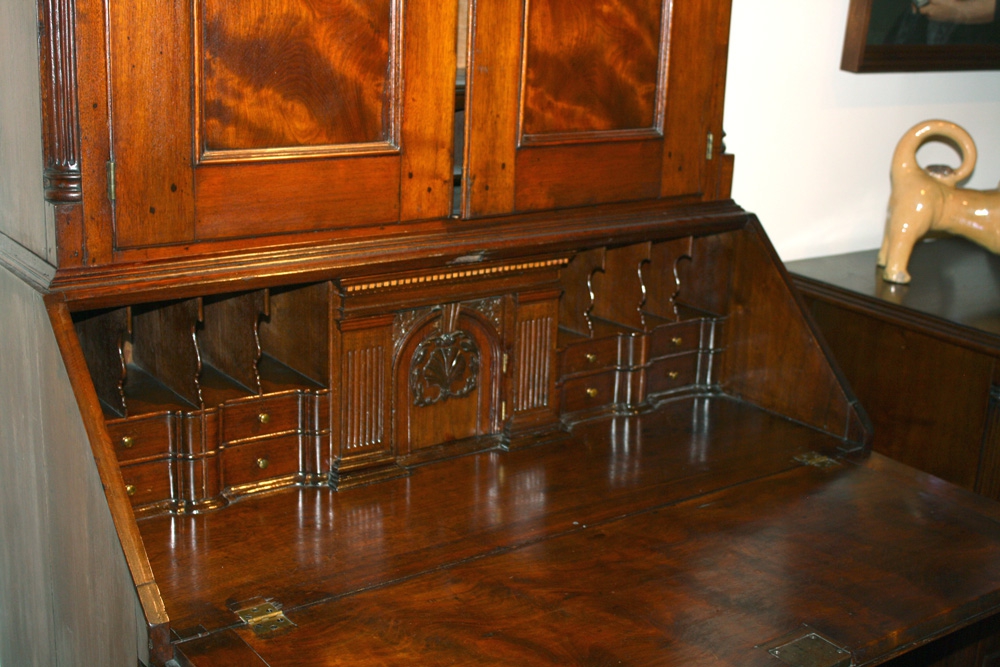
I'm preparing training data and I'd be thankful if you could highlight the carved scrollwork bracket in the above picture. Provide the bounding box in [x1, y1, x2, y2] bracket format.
[410, 330, 479, 407]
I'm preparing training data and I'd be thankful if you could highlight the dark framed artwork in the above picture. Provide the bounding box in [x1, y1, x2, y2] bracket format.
[842, 0, 1000, 72]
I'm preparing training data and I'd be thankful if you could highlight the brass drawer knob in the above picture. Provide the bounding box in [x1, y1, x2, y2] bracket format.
[258, 412, 271, 425]
[125, 484, 136, 497]
[668, 371, 680, 380]
[120, 436, 134, 449]
[257, 457, 270, 470]
[586, 387, 599, 398]
[671, 336, 683, 347]
[585, 353, 598, 364]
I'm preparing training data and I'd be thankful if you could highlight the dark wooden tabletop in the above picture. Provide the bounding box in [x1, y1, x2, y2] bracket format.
[786, 237, 1000, 341]
[141, 396, 1000, 666]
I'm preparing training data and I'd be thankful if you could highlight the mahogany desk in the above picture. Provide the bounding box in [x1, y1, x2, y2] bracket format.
[145, 396, 1000, 667]
[788, 238, 1000, 500]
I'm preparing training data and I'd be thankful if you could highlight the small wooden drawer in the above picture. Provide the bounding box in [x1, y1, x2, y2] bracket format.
[561, 371, 617, 415]
[106, 412, 175, 463]
[648, 320, 702, 359]
[120, 459, 174, 508]
[221, 434, 302, 490]
[221, 393, 301, 444]
[646, 352, 698, 395]
[559, 336, 621, 377]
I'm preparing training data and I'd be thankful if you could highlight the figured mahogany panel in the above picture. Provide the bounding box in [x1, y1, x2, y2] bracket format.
[199, 0, 394, 154]
[521, 0, 664, 139]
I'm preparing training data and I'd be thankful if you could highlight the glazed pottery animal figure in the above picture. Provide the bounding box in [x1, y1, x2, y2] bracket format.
[878, 119, 1000, 284]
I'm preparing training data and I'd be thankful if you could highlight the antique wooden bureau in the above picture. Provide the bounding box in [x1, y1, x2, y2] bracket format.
[6, 0, 1000, 665]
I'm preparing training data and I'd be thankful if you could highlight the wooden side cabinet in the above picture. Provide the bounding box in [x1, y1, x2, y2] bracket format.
[789, 237, 1000, 499]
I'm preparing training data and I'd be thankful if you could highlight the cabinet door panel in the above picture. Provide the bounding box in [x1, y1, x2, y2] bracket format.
[108, 0, 454, 251]
[520, 0, 663, 139]
[199, 0, 393, 155]
[465, 0, 726, 218]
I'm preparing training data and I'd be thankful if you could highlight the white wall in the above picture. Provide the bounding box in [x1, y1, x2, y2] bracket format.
[723, 0, 1000, 261]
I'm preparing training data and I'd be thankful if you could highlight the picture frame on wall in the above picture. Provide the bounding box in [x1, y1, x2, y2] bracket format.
[842, 0, 1000, 72]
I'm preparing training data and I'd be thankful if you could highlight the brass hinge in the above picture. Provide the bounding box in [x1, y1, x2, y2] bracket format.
[235, 601, 296, 639]
[502, 352, 509, 374]
[794, 451, 840, 469]
[706, 132, 715, 161]
[106, 160, 116, 202]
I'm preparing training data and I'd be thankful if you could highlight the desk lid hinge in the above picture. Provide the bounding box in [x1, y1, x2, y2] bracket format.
[234, 599, 296, 639]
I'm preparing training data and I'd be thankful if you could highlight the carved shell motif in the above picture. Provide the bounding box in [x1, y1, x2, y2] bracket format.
[410, 330, 479, 407]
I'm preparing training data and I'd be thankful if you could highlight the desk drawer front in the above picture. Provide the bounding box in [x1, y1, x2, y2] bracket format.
[648, 319, 702, 358]
[560, 336, 623, 377]
[647, 352, 698, 395]
[222, 434, 302, 491]
[107, 412, 175, 463]
[561, 371, 617, 415]
[222, 393, 302, 444]
[120, 459, 174, 509]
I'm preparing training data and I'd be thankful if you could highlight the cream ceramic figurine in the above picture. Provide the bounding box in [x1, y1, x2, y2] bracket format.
[878, 119, 1000, 284]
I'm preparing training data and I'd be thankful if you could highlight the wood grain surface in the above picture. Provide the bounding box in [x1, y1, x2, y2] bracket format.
[147, 396, 1000, 666]
[201, 0, 392, 151]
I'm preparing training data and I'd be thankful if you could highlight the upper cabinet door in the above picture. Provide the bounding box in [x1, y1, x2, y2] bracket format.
[107, 0, 456, 249]
[462, 0, 730, 218]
